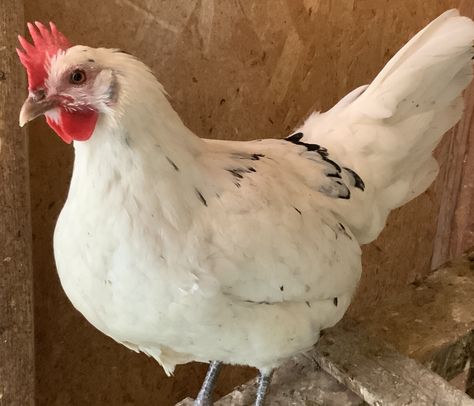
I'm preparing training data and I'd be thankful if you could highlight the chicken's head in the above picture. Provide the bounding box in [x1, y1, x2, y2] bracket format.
[17, 22, 119, 144]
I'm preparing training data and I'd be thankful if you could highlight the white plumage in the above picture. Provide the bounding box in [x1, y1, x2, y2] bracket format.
[20, 9, 474, 386]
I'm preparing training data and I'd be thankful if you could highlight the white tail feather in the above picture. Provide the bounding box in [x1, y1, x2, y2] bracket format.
[298, 9, 474, 243]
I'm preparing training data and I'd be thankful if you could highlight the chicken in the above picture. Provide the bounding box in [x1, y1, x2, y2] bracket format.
[17, 10, 474, 406]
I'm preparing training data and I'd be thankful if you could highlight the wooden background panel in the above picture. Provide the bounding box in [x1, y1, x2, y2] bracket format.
[432, 0, 474, 269]
[432, 95, 474, 270]
[24, 0, 463, 404]
[0, 1, 35, 405]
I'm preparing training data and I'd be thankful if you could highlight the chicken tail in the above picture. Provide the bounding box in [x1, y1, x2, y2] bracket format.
[298, 9, 474, 243]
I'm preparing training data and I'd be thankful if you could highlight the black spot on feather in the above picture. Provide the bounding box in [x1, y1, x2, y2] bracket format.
[88, 58, 95, 63]
[280, 285, 284, 291]
[338, 223, 352, 240]
[166, 156, 179, 172]
[335, 182, 351, 199]
[226, 166, 257, 187]
[286, 132, 304, 143]
[227, 169, 243, 179]
[303, 143, 321, 152]
[305, 301, 311, 308]
[317, 147, 329, 157]
[323, 158, 341, 172]
[244, 299, 270, 305]
[232, 152, 265, 161]
[293, 207, 302, 215]
[195, 188, 207, 207]
[343, 167, 365, 191]
[333, 297, 338, 306]
[285, 132, 321, 151]
[285, 132, 341, 174]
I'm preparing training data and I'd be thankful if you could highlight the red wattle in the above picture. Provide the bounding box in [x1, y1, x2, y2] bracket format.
[46, 116, 72, 143]
[46, 109, 98, 144]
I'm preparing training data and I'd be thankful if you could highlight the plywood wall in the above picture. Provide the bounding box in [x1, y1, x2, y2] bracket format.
[432, 0, 474, 269]
[0, 2, 34, 405]
[24, 1, 465, 404]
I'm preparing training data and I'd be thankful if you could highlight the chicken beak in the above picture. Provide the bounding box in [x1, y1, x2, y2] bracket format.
[19, 96, 58, 127]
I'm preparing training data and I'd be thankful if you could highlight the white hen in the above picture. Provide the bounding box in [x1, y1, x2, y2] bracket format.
[18, 10, 474, 405]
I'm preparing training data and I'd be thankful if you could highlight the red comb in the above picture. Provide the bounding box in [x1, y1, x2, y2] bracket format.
[17, 22, 71, 90]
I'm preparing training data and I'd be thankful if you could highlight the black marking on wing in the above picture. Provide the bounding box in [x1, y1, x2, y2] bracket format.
[285, 132, 365, 199]
[333, 297, 338, 306]
[335, 181, 350, 199]
[343, 167, 365, 191]
[323, 157, 341, 173]
[226, 166, 256, 188]
[195, 188, 208, 207]
[319, 181, 350, 200]
[227, 169, 244, 179]
[286, 132, 341, 173]
[338, 223, 352, 240]
[166, 156, 179, 171]
[232, 152, 265, 161]
[286, 132, 304, 143]
[244, 299, 271, 305]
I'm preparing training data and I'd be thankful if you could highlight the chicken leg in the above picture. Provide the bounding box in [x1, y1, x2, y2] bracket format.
[194, 361, 222, 406]
[255, 370, 273, 406]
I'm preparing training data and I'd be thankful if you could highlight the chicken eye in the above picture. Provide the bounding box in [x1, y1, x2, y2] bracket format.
[70, 69, 86, 85]
[33, 89, 46, 101]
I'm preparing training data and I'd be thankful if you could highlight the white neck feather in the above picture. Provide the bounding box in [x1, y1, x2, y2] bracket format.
[74, 50, 204, 162]
[67, 51, 209, 227]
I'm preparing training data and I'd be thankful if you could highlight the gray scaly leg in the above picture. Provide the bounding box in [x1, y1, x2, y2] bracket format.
[255, 369, 273, 406]
[194, 361, 222, 406]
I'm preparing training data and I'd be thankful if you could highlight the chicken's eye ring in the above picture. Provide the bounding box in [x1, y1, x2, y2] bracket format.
[70, 69, 86, 85]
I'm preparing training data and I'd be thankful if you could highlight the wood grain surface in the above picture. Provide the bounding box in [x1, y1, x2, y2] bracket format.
[432, 0, 474, 268]
[0, 1, 35, 405]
